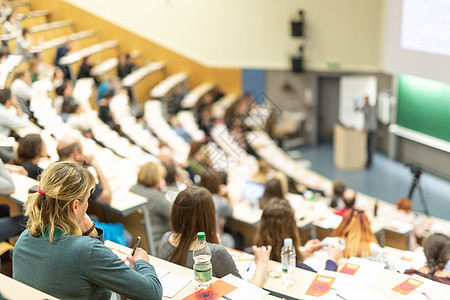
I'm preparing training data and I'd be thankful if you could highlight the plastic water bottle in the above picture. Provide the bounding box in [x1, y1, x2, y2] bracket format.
[193, 232, 212, 289]
[281, 238, 296, 285]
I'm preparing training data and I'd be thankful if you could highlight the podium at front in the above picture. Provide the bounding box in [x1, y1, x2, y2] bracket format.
[334, 124, 367, 170]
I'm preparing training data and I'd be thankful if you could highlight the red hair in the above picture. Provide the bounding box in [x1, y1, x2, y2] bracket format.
[396, 197, 412, 212]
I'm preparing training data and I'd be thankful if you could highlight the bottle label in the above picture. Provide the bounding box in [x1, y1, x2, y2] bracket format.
[194, 263, 212, 283]
[282, 260, 288, 273]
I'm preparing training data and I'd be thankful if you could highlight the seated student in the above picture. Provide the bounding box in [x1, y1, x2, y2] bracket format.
[10, 71, 34, 118]
[12, 161, 163, 299]
[77, 56, 94, 79]
[330, 180, 346, 208]
[10, 134, 47, 180]
[334, 189, 356, 216]
[0, 160, 27, 241]
[117, 54, 129, 79]
[126, 53, 137, 74]
[259, 178, 284, 209]
[0, 1, 11, 18]
[169, 115, 192, 144]
[54, 41, 72, 80]
[98, 92, 124, 135]
[187, 141, 211, 176]
[2, 9, 20, 38]
[130, 162, 171, 249]
[253, 198, 342, 272]
[332, 209, 382, 258]
[163, 163, 179, 193]
[57, 136, 112, 205]
[158, 186, 272, 287]
[0, 89, 28, 139]
[97, 78, 118, 101]
[390, 197, 423, 250]
[405, 233, 450, 285]
[199, 169, 233, 237]
[15, 28, 32, 61]
[55, 80, 79, 121]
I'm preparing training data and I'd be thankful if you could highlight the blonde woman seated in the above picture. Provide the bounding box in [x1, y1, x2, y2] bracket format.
[332, 209, 383, 259]
[252, 198, 343, 272]
[13, 161, 162, 300]
[158, 186, 272, 287]
[130, 161, 172, 249]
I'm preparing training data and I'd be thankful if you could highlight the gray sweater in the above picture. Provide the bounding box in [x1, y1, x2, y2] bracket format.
[13, 229, 163, 300]
[0, 160, 14, 195]
[157, 231, 241, 279]
[129, 184, 172, 249]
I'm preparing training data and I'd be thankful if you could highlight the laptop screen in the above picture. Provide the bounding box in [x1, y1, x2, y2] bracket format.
[242, 181, 265, 201]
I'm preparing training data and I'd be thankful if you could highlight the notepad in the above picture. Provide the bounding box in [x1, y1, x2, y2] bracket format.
[160, 274, 191, 298]
[305, 274, 335, 297]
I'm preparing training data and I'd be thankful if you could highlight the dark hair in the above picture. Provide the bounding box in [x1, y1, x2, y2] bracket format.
[423, 233, 450, 279]
[15, 134, 43, 162]
[331, 180, 347, 208]
[169, 187, 219, 266]
[259, 178, 284, 209]
[22, 28, 29, 36]
[199, 169, 222, 194]
[164, 163, 177, 185]
[57, 141, 82, 160]
[0, 88, 11, 105]
[55, 81, 67, 96]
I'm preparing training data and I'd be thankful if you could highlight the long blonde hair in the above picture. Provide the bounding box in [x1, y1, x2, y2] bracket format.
[24, 161, 95, 242]
[332, 209, 377, 258]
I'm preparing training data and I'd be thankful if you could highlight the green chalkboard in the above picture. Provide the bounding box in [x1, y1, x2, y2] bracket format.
[396, 75, 450, 142]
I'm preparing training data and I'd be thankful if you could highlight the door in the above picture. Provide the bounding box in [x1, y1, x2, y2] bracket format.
[318, 76, 340, 143]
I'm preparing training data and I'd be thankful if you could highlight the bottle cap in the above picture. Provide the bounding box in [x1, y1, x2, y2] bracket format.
[197, 232, 206, 241]
[284, 238, 293, 246]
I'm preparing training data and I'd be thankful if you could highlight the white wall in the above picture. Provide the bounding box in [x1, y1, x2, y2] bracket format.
[381, 0, 450, 85]
[64, 0, 382, 71]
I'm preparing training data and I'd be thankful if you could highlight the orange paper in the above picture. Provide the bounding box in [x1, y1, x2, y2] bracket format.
[339, 262, 360, 275]
[392, 277, 424, 295]
[181, 280, 237, 300]
[305, 275, 335, 297]
[400, 256, 413, 262]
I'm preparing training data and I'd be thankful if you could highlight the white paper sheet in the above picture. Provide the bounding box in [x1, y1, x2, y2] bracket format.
[219, 274, 268, 300]
[160, 273, 191, 298]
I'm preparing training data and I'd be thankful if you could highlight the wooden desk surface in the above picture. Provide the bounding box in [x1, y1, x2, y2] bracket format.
[0, 273, 59, 300]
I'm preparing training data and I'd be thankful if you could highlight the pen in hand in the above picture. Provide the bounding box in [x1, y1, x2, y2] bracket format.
[131, 236, 141, 256]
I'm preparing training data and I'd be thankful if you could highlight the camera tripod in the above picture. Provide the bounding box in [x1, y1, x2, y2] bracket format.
[407, 168, 430, 216]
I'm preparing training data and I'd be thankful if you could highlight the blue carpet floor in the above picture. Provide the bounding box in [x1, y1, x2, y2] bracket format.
[295, 144, 450, 221]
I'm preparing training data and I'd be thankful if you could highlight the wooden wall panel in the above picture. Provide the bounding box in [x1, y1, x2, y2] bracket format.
[28, 0, 242, 96]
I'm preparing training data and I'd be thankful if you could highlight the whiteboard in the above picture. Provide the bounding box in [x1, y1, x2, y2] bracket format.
[339, 76, 377, 130]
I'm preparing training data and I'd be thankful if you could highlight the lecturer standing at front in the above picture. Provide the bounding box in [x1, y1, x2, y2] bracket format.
[356, 96, 377, 168]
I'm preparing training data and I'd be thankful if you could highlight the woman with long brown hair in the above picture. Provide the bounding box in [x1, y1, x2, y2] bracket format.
[332, 209, 379, 258]
[254, 198, 342, 272]
[405, 233, 450, 285]
[158, 186, 271, 286]
[12, 161, 162, 299]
